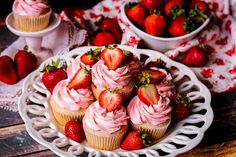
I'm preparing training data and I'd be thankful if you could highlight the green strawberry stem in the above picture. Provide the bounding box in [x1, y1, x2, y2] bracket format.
[138, 131, 152, 147]
[23, 45, 29, 51]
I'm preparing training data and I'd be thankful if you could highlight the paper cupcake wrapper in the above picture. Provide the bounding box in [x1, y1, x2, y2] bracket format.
[13, 9, 52, 32]
[83, 120, 128, 150]
[131, 119, 171, 141]
[50, 97, 87, 125]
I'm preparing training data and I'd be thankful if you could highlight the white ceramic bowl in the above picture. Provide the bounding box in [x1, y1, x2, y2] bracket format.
[120, 0, 211, 52]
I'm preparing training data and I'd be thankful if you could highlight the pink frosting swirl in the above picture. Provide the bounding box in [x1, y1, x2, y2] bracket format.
[52, 80, 94, 111]
[154, 68, 175, 98]
[13, 0, 50, 16]
[127, 96, 172, 125]
[92, 60, 132, 89]
[84, 101, 129, 134]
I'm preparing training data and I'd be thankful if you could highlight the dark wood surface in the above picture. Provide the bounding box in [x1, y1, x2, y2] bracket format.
[0, 17, 236, 157]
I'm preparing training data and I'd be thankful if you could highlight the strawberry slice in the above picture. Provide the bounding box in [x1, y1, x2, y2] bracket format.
[100, 46, 124, 70]
[143, 69, 166, 84]
[67, 66, 91, 90]
[80, 48, 101, 66]
[99, 90, 122, 112]
[138, 84, 160, 105]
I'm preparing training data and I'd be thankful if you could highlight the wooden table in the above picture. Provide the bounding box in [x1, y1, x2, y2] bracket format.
[1, 19, 236, 157]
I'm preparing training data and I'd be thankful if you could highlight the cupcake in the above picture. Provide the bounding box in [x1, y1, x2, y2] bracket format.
[91, 46, 136, 100]
[83, 90, 129, 150]
[127, 95, 172, 141]
[12, 0, 51, 32]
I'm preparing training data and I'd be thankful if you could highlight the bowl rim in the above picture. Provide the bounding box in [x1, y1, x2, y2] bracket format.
[120, 1, 211, 41]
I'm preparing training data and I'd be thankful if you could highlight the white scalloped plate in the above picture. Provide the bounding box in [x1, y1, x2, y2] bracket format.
[18, 45, 214, 157]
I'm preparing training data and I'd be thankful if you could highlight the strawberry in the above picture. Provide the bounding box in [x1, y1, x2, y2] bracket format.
[164, 0, 186, 19]
[100, 45, 124, 70]
[121, 131, 151, 150]
[141, 0, 164, 13]
[14, 46, 37, 79]
[67, 66, 91, 90]
[80, 48, 101, 66]
[144, 13, 167, 36]
[138, 84, 160, 105]
[168, 16, 195, 37]
[92, 32, 116, 46]
[189, 1, 210, 24]
[143, 69, 166, 84]
[64, 120, 85, 142]
[41, 60, 67, 93]
[145, 59, 167, 69]
[172, 93, 192, 122]
[0, 56, 19, 84]
[126, 3, 147, 27]
[181, 44, 208, 67]
[98, 17, 122, 43]
[99, 89, 122, 112]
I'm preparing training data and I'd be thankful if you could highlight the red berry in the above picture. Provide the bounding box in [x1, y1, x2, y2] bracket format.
[143, 69, 166, 84]
[98, 18, 122, 43]
[138, 84, 160, 105]
[67, 66, 91, 90]
[181, 45, 208, 67]
[64, 120, 85, 142]
[99, 90, 122, 112]
[14, 47, 37, 79]
[141, 0, 165, 13]
[100, 46, 124, 70]
[80, 48, 101, 66]
[144, 13, 167, 36]
[0, 56, 19, 84]
[92, 32, 116, 46]
[165, 0, 186, 18]
[126, 3, 147, 27]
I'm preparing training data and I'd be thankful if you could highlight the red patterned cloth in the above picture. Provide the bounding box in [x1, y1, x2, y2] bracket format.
[60, 0, 236, 93]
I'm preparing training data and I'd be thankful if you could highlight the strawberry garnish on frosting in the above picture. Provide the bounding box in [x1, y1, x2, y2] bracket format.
[80, 48, 102, 66]
[99, 89, 122, 112]
[100, 45, 124, 70]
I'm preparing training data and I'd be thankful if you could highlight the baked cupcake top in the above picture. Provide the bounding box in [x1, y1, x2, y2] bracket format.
[13, 0, 50, 16]
[52, 80, 94, 110]
[84, 101, 129, 134]
[127, 95, 172, 125]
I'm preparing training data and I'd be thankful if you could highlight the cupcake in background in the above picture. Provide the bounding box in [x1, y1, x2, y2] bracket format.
[12, 0, 52, 32]
[83, 89, 128, 150]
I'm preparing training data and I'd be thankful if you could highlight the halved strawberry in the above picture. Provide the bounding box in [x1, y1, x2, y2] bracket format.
[67, 66, 91, 90]
[80, 48, 101, 66]
[143, 69, 166, 84]
[99, 89, 122, 112]
[138, 84, 160, 105]
[100, 45, 124, 70]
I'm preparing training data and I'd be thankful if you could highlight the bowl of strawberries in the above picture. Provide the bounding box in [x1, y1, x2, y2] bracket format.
[120, 0, 211, 52]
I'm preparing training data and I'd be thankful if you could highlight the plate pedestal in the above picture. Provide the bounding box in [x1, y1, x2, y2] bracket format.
[5, 12, 61, 64]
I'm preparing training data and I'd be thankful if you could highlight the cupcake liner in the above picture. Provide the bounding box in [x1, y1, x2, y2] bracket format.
[131, 119, 171, 141]
[50, 97, 87, 125]
[91, 81, 134, 100]
[13, 8, 52, 32]
[83, 119, 128, 150]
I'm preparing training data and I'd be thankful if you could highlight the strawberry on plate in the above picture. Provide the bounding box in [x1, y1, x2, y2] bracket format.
[181, 44, 208, 67]
[92, 32, 116, 46]
[98, 17, 122, 43]
[189, 0, 210, 24]
[0, 56, 19, 84]
[100, 45, 124, 70]
[168, 16, 195, 37]
[67, 66, 91, 90]
[172, 93, 192, 122]
[14, 46, 37, 79]
[126, 3, 147, 27]
[121, 131, 151, 150]
[164, 0, 186, 19]
[99, 89, 122, 112]
[80, 48, 101, 66]
[64, 120, 85, 142]
[138, 84, 160, 105]
[141, 0, 164, 13]
[144, 12, 167, 36]
[41, 60, 67, 94]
